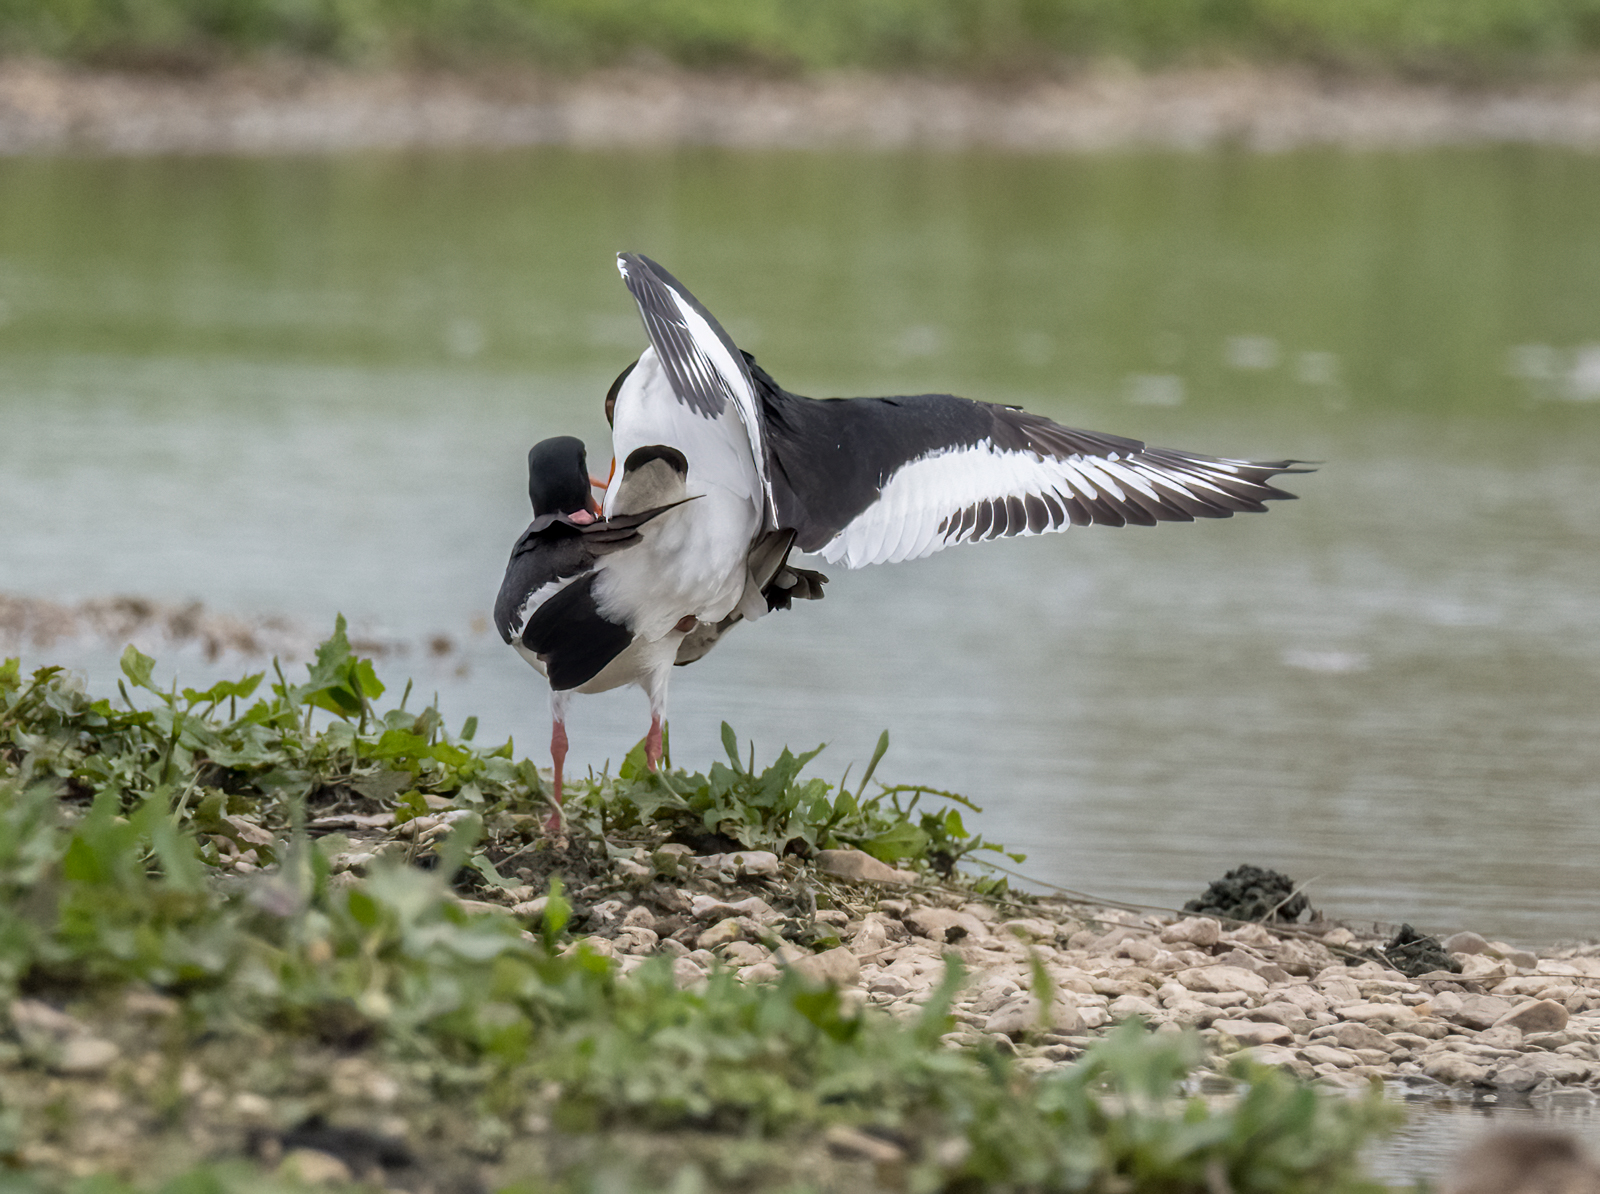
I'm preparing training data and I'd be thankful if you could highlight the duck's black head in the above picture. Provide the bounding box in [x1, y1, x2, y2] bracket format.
[526, 436, 594, 517]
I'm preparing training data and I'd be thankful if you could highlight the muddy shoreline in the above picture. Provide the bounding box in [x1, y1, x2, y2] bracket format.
[4, 59, 1600, 154]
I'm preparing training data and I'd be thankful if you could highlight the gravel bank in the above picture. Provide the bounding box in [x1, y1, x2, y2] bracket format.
[5, 59, 1600, 154]
[330, 809, 1600, 1098]
[0, 593, 451, 664]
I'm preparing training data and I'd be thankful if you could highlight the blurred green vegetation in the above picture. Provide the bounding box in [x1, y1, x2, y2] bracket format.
[4, 0, 1600, 79]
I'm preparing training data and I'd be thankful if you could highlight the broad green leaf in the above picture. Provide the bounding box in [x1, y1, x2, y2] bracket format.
[392, 790, 429, 825]
[346, 886, 380, 929]
[860, 821, 928, 862]
[619, 735, 649, 780]
[468, 853, 512, 889]
[119, 644, 156, 690]
[181, 674, 264, 707]
[353, 658, 385, 700]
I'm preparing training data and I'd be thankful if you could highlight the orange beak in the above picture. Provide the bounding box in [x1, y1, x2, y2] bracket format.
[586, 458, 612, 515]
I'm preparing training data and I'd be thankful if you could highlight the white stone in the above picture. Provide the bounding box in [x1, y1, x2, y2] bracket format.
[1176, 965, 1270, 997]
[1458, 954, 1510, 980]
[905, 907, 989, 944]
[696, 850, 781, 878]
[1159, 916, 1221, 948]
[1273, 985, 1330, 1016]
[1165, 999, 1221, 1026]
[1047, 966, 1098, 994]
[695, 918, 749, 951]
[57, 1036, 119, 1075]
[1299, 1044, 1357, 1068]
[1494, 999, 1570, 1035]
[1108, 994, 1162, 1021]
[1333, 1023, 1394, 1053]
[689, 894, 778, 922]
[1422, 1052, 1490, 1085]
[1477, 1025, 1525, 1049]
[1491, 1052, 1593, 1091]
[852, 912, 902, 954]
[1188, 990, 1251, 1008]
[1242, 1045, 1311, 1076]
[1335, 1001, 1416, 1027]
[561, 936, 615, 959]
[1116, 937, 1158, 964]
[791, 947, 862, 986]
[816, 849, 914, 885]
[1441, 931, 1488, 955]
[1246, 1002, 1313, 1031]
[1438, 993, 1518, 1030]
[999, 918, 1058, 942]
[721, 941, 768, 967]
[9, 999, 83, 1041]
[1315, 976, 1362, 1005]
[984, 994, 1084, 1038]
[1212, 1019, 1292, 1047]
[279, 1149, 353, 1186]
[614, 926, 659, 955]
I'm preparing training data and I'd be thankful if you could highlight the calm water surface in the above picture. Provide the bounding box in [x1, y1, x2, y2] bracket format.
[2, 147, 1599, 958]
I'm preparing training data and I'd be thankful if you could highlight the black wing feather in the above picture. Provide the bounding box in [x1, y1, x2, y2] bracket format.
[492, 501, 691, 643]
[743, 354, 1309, 555]
[520, 573, 634, 691]
[618, 252, 751, 419]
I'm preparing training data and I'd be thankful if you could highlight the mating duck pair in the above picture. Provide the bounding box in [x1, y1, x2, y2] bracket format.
[496, 254, 1308, 825]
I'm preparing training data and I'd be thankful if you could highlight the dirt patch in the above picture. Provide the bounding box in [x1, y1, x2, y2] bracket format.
[485, 830, 612, 894]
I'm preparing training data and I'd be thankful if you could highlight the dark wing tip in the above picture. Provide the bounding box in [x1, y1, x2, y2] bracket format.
[615, 252, 738, 419]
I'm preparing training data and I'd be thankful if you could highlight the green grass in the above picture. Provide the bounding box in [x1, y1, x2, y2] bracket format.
[4, 0, 1600, 81]
[0, 625, 1400, 1192]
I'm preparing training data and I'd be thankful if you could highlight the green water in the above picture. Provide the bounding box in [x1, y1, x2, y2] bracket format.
[3, 147, 1600, 970]
[7, 147, 1600, 406]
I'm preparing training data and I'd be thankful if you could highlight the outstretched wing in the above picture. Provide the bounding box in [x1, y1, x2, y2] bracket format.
[751, 365, 1308, 570]
[615, 252, 773, 521]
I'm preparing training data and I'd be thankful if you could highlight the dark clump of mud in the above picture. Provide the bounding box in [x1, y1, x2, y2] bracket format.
[1377, 923, 1462, 978]
[1185, 865, 1312, 924]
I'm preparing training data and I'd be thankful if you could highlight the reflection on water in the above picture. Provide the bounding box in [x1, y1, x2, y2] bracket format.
[1, 147, 1599, 959]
